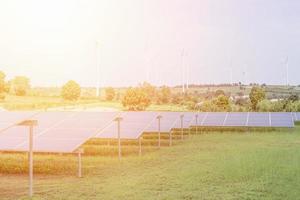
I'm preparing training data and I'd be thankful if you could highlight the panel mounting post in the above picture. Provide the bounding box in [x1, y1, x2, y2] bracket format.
[114, 117, 123, 161]
[169, 130, 172, 146]
[195, 114, 198, 135]
[138, 136, 142, 156]
[17, 120, 38, 198]
[157, 115, 162, 149]
[180, 114, 184, 140]
[77, 148, 84, 178]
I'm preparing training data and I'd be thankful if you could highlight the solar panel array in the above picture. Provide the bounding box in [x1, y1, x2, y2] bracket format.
[96, 112, 157, 139]
[144, 112, 180, 132]
[0, 111, 118, 153]
[293, 112, 300, 121]
[0, 111, 37, 131]
[0, 111, 295, 153]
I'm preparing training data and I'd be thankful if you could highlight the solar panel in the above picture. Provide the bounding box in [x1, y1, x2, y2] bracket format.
[295, 112, 300, 121]
[247, 112, 270, 127]
[145, 112, 180, 132]
[0, 111, 37, 132]
[224, 112, 248, 127]
[189, 112, 207, 126]
[0, 111, 117, 153]
[270, 112, 294, 127]
[96, 111, 157, 139]
[201, 112, 227, 126]
[171, 112, 196, 128]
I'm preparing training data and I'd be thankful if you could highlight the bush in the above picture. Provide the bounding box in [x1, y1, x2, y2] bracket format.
[105, 87, 115, 101]
[257, 100, 272, 112]
[0, 93, 5, 101]
[61, 80, 81, 101]
[122, 88, 151, 111]
[11, 76, 30, 96]
[157, 86, 171, 104]
[249, 86, 266, 111]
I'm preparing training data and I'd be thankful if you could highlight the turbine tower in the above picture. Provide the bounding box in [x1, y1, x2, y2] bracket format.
[96, 40, 100, 97]
[180, 49, 185, 93]
[285, 56, 289, 86]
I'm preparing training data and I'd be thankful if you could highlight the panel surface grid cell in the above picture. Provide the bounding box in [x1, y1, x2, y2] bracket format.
[0, 111, 117, 153]
[247, 113, 270, 127]
[224, 112, 247, 127]
[202, 112, 226, 126]
[97, 112, 157, 139]
[145, 112, 180, 132]
[173, 112, 195, 128]
[270, 112, 294, 127]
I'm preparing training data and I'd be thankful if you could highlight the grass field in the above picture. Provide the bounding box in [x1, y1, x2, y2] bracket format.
[0, 127, 300, 200]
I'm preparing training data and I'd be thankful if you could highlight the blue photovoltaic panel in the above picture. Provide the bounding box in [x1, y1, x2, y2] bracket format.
[0, 111, 117, 153]
[0, 111, 37, 131]
[0, 112, 76, 152]
[270, 112, 294, 127]
[96, 111, 157, 139]
[224, 112, 248, 127]
[247, 112, 270, 127]
[295, 112, 300, 121]
[172, 112, 195, 128]
[189, 113, 207, 126]
[145, 112, 180, 132]
[201, 112, 227, 126]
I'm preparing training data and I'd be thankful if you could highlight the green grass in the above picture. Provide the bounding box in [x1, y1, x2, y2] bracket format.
[1, 128, 300, 199]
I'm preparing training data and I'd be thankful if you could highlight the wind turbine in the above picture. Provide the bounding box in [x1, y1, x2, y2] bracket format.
[285, 56, 289, 86]
[227, 58, 233, 85]
[242, 64, 247, 85]
[95, 40, 101, 97]
[180, 49, 185, 93]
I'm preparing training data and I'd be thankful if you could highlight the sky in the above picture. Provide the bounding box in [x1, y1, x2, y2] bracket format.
[0, 0, 299, 87]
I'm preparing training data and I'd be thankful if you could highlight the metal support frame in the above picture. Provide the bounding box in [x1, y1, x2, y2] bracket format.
[29, 125, 33, 197]
[169, 130, 172, 146]
[180, 114, 184, 140]
[138, 136, 142, 156]
[17, 120, 38, 198]
[157, 115, 162, 149]
[114, 117, 123, 161]
[77, 149, 84, 178]
[195, 114, 198, 135]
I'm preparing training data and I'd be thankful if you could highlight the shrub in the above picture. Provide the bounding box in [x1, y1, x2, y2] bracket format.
[122, 87, 151, 111]
[249, 86, 266, 111]
[105, 87, 115, 101]
[61, 80, 81, 101]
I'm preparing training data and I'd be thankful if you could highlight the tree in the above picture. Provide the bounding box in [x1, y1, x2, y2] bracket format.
[158, 86, 171, 104]
[11, 76, 30, 96]
[0, 71, 5, 93]
[287, 94, 299, 102]
[122, 87, 151, 111]
[257, 100, 272, 112]
[0, 71, 6, 100]
[249, 86, 266, 111]
[139, 82, 156, 101]
[61, 80, 81, 101]
[213, 95, 231, 111]
[105, 87, 115, 101]
[215, 89, 225, 97]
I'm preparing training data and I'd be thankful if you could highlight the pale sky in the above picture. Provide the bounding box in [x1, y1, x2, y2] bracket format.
[0, 0, 299, 87]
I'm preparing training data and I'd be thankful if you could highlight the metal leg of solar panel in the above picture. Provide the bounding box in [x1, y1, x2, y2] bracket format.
[169, 131, 172, 146]
[78, 151, 82, 178]
[29, 125, 33, 198]
[138, 137, 142, 156]
[17, 120, 37, 198]
[180, 115, 184, 140]
[157, 115, 162, 149]
[114, 117, 123, 161]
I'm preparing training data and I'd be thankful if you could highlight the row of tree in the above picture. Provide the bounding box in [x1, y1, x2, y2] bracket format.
[0, 71, 31, 99]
